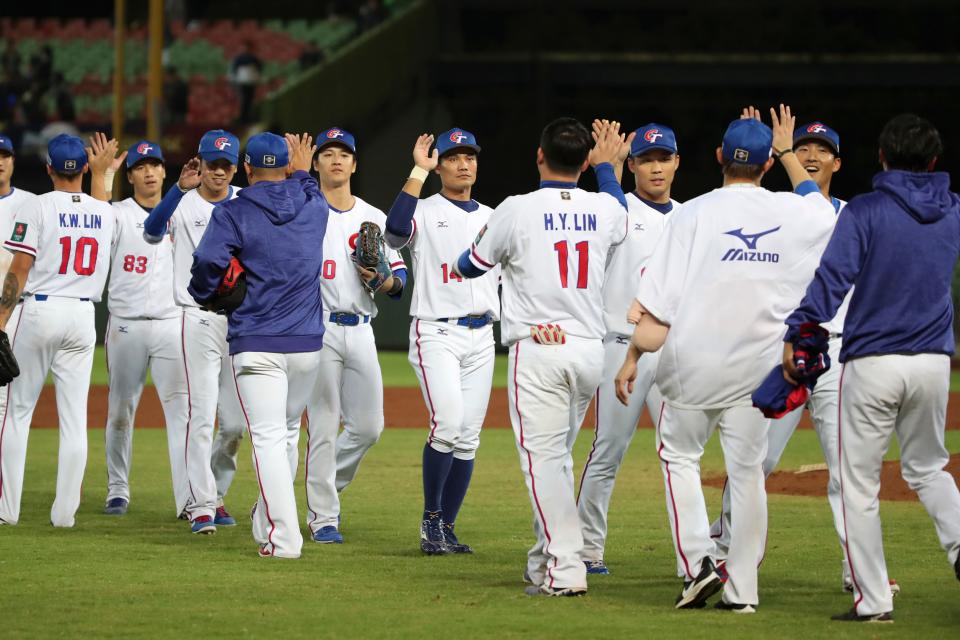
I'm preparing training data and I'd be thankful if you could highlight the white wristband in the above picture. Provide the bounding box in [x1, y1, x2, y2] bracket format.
[103, 168, 116, 195]
[408, 166, 429, 183]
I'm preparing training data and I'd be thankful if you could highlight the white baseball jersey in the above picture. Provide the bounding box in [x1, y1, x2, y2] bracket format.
[467, 186, 628, 345]
[4, 190, 114, 301]
[602, 193, 680, 337]
[170, 187, 240, 308]
[320, 196, 405, 317]
[636, 184, 836, 409]
[822, 198, 849, 336]
[400, 193, 500, 320]
[108, 197, 178, 319]
[0, 187, 36, 277]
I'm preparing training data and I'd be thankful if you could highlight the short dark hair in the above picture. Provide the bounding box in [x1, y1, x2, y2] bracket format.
[52, 169, 83, 181]
[721, 160, 764, 181]
[878, 114, 942, 172]
[540, 117, 592, 175]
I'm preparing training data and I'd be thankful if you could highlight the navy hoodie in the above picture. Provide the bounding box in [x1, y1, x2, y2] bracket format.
[189, 170, 329, 354]
[786, 170, 960, 361]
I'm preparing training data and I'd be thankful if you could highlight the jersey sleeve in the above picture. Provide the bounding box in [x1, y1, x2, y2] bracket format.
[4, 197, 42, 257]
[608, 198, 629, 246]
[634, 206, 695, 325]
[187, 204, 241, 303]
[461, 200, 514, 276]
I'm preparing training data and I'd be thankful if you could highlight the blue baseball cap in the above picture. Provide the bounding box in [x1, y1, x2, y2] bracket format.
[126, 140, 164, 168]
[316, 127, 356, 154]
[630, 123, 678, 157]
[721, 119, 773, 166]
[244, 132, 289, 169]
[435, 128, 481, 157]
[47, 134, 88, 174]
[794, 122, 840, 156]
[0, 134, 13, 155]
[197, 129, 239, 164]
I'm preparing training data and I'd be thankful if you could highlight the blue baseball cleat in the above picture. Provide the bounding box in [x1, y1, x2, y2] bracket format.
[104, 497, 129, 515]
[584, 560, 610, 575]
[441, 523, 473, 554]
[420, 512, 448, 555]
[214, 506, 236, 526]
[191, 516, 216, 535]
[313, 525, 343, 544]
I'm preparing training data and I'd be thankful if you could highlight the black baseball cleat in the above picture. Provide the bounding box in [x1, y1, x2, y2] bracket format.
[420, 511, 448, 555]
[675, 558, 723, 609]
[524, 584, 587, 597]
[441, 523, 473, 554]
[831, 608, 893, 623]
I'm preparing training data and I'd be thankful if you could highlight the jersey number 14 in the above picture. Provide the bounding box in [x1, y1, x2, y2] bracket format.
[554, 240, 588, 288]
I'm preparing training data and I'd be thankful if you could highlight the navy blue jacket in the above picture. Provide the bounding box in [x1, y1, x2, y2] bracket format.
[189, 171, 329, 354]
[786, 170, 960, 361]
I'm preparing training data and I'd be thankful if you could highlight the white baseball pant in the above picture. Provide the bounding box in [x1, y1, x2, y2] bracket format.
[304, 322, 384, 532]
[104, 315, 190, 514]
[657, 402, 769, 606]
[181, 307, 245, 521]
[510, 336, 603, 591]
[232, 350, 321, 558]
[577, 335, 662, 562]
[838, 354, 960, 616]
[408, 319, 495, 459]
[0, 297, 94, 527]
[711, 336, 848, 582]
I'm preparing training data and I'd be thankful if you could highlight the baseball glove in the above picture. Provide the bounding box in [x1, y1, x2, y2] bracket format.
[0, 329, 20, 386]
[354, 221, 392, 293]
[205, 257, 247, 313]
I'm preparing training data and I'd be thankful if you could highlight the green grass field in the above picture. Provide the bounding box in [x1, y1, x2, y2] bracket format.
[55, 346, 960, 392]
[2, 427, 958, 638]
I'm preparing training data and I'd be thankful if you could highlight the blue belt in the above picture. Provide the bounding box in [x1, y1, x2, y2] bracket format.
[34, 294, 89, 302]
[329, 312, 370, 326]
[437, 314, 493, 329]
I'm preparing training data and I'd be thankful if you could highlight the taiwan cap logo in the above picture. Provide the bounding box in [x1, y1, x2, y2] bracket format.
[450, 131, 467, 144]
[644, 129, 663, 143]
[327, 129, 344, 139]
[214, 137, 231, 150]
[807, 123, 828, 134]
[733, 149, 749, 163]
[137, 143, 154, 154]
[64, 160, 77, 170]
[263, 154, 276, 166]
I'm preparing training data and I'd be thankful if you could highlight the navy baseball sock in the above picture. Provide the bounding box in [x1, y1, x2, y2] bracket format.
[422, 442, 454, 516]
[440, 457, 474, 525]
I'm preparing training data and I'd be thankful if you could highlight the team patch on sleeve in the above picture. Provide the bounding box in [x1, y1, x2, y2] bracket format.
[10, 222, 27, 243]
[474, 224, 488, 245]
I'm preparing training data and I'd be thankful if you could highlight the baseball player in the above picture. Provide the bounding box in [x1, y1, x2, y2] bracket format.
[303, 127, 407, 544]
[453, 117, 628, 595]
[0, 134, 116, 527]
[615, 106, 836, 612]
[783, 113, 960, 623]
[190, 132, 329, 558]
[384, 128, 499, 555]
[577, 122, 682, 575]
[707, 121, 893, 596]
[100, 140, 190, 517]
[0, 135, 35, 429]
[143, 129, 246, 534]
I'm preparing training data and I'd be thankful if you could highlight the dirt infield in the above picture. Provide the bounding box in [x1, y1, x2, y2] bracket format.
[704, 454, 960, 502]
[30, 386, 960, 432]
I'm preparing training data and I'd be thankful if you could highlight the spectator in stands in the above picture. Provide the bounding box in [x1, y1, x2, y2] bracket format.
[298, 45, 326, 72]
[51, 73, 75, 123]
[1, 40, 21, 81]
[229, 41, 262, 124]
[163, 67, 188, 125]
[359, 0, 389, 31]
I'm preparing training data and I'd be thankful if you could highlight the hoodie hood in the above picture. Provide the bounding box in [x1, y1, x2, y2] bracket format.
[238, 178, 308, 225]
[873, 170, 959, 224]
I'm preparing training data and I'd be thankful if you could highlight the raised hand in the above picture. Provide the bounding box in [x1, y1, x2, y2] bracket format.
[412, 134, 438, 172]
[769, 103, 796, 154]
[740, 106, 762, 122]
[177, 157, 202, 191]
[285, 132, 316, 173]
[589, 120, 625, 168]
[86, 132, 121, 175]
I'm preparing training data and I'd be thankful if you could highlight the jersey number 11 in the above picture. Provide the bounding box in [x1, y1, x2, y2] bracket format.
[554, 240, 588, 289]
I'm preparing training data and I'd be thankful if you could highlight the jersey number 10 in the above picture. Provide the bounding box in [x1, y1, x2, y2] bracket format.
[554, 240, 588, 289]
[58, 236, 99, 276]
